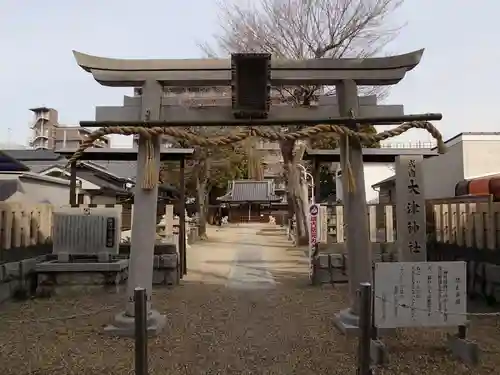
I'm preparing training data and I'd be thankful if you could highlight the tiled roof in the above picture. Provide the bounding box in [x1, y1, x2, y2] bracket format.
[94, 161, 137, 180]
[76, 170, 128, 193]
[0, 150, 175, 198]
[26, 160, 66, 173]
[3, 149, 61, 161]
[371, 174, 395, 189]
[219, 180, 282, 202]
[0, 179, 24, 200]
[0, 151, 30, 172]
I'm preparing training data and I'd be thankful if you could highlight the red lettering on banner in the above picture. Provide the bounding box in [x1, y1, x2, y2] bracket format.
[310, 217, 317, 245]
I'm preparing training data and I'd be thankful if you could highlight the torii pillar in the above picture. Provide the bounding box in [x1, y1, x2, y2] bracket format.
[105, 80, 166, 336]
[334, 80, 373, 334]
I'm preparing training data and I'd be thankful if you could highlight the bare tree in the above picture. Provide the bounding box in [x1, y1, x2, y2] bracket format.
[201, 0, 405, 245]
[243, 137, 265, 180]
[161, 125, 247, 239]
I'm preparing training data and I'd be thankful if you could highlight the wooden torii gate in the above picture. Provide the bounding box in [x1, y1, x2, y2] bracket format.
[69, 49, 443, 336]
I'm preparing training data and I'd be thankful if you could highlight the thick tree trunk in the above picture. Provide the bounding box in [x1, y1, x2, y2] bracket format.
[195, 177, 207, 240]
[195, 160, 210, 240]
[281, 140, 295, 232]
[286, 188, 294, 230]
[289, 163, 309, 245]
[280, 139, 309, 246]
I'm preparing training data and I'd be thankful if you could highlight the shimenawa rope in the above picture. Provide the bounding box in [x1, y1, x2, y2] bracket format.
[66, 120, 446, 191]
[141, 109, 157, 190]
[345, 109, 356, 192]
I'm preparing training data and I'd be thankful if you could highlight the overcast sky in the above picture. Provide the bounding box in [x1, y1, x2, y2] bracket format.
[0, 0, 496, 148]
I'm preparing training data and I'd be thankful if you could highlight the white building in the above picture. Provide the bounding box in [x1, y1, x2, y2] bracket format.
[372, 132, 500, 202]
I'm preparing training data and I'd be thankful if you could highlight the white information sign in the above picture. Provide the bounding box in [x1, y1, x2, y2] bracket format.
[374, 261, 467, 328]
[308, 204, 320, 280]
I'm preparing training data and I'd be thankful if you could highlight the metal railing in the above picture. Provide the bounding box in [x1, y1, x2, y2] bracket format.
[379, 141, 437, 149]
[258, 140, 437, 150]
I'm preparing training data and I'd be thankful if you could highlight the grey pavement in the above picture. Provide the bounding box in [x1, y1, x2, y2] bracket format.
[185, 223, 306, 288]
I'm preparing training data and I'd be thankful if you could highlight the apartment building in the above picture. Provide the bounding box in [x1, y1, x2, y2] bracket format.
[29, 106, 110, 150]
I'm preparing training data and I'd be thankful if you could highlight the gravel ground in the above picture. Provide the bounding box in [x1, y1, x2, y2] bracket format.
[0, 224, 499, 374]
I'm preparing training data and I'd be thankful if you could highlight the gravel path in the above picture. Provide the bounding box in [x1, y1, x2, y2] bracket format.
[0, 224, 499, 374]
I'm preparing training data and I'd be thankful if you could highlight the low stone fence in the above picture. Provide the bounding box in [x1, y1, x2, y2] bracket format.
[310, 242, 397, 285]
[428, 242, 500, 304]
[0, 256, 42, 303]
[0, 246, 180, 304]
[311, 242, 500, 305]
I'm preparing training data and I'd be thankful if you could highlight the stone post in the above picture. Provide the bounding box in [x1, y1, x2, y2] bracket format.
[69, 161, 77, 205]
[105, 80, 166, 336]
[164, 205, 174, 238]
[395, 155, 427, 261]
[179, 157, 187, 275]
[334, 80, 373, 335]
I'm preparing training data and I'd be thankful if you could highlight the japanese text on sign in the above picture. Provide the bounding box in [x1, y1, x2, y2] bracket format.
[407, 159, 421, 254]
[395, 155, 427, 261]
[308, 204, 320, 282]
[374, 261, 467, 328]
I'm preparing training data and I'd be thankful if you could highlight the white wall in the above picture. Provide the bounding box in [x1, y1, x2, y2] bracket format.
[0, 174, 92, 206]
[421, 142, 465, 199]
[78, 178, 100, 191]
[91, 195, 118, 205]
[420, 135, 500, 200]
[42, 169, 101, 191]
[363, 165, 394, 202]
[462, 137, 500, 179]
[335, 164, 394, 202]
[19, 178, 72, 206]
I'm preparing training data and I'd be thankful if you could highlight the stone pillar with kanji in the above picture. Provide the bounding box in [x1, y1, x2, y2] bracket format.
[395, 155, 427, 261]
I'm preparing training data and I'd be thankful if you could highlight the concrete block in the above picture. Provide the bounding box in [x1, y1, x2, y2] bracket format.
[0, 280, 18, 304]
[104, 309, 166, 337]
[36, 268, 128, 297]
[57, 253, 70, 263]
[153, 253, 177, 269]
[334, 309, 395, 338]
[152, 268, 178, 286]
[484, 263, 500, 283]
[98, 252, 112, 263]
[334, 308, 359, 338]
[3, 262, 20, 280]
[35, 259, 129, 272]
[318, 253, 344, 268]
[21, 258, 39, 274]
[447, 334, 480, 366]
[161, 254, 177, 268]
[0, 264, 5, 282]
[370, 339, 389, 365]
